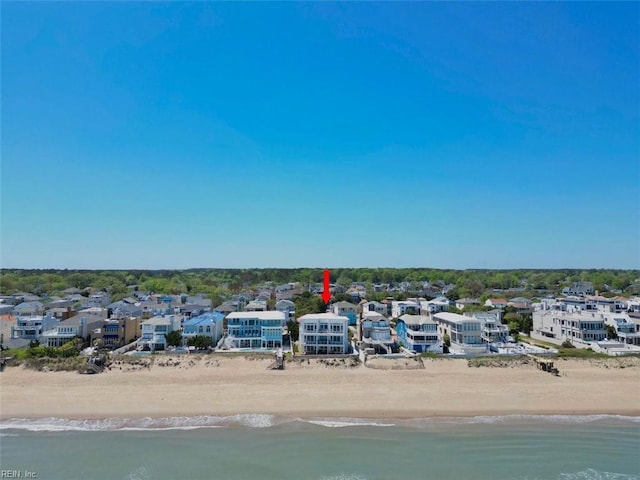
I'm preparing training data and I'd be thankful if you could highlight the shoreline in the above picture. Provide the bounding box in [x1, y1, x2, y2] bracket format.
[2, 357, 639, 421]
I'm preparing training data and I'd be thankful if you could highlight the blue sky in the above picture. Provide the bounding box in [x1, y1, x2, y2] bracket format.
[1, 2, 638, 269]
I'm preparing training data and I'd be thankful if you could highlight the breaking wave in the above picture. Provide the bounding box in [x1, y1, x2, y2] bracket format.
[1, 413, 638, 432]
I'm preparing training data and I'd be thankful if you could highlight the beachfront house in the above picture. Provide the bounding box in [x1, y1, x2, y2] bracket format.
[182, 312, 224, 347]
[531, 306, 607, 348]
[225, 311, 286, 349]
[360, 312, 394, 354]
[139, 315, 181, 351]
[93, 317, 141, 349]
[470, 311, 510, 344]
[11, 313, 58, 340]
[395, 314, 442, 353]
[604, 314, 640, 346]
[331, 301, 357, 326]
[298, 313, 350, 355]
[41, 312, 107, 348]
[433, 312, 487, 354]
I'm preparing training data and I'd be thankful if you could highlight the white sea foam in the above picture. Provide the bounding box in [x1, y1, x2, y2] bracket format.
[307, 418, 395, 428]
[124, 465, 152, 480]
[319, 475, 368, 480]
[405, 414, 640, 427]
[1, 413, 638, 432]
[559, 469, 640, 480]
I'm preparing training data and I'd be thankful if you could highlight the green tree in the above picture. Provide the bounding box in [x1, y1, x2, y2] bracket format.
[165, 330, 182, 347]
[287, 319, 299, 342]
[605, 324, 617, 340]
[187, 335, 212, 350]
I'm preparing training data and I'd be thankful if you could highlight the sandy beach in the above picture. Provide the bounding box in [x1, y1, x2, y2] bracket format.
[1, 356, 639, 419]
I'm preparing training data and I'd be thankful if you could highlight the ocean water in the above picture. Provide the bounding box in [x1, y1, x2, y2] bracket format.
[1, 415, 639, 480]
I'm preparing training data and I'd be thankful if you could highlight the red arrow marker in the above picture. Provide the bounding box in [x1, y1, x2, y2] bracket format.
[321, 269, 331, 304]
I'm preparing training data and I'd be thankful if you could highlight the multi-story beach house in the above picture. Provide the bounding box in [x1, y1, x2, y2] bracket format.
[395, 314, 442, 353]
[298, 313, 350, 355]
[93, 317, 141, 349]
[182, 312, 224, 346]
[531, 306, 607, 348]
[391, 300, 420, 319]
[331, 301, 357, 326]
[433, 312, 487, 354]
[139, 315, 181, 351]
[225, 311, 286, 349]
[360, 312, 394, 354]
[11, 313, 58, 340]
[275, 299, 295, 322]
[604, 313, 640, 346]
[420, 296, 450, 315]
[469, 311, 510, 344]
[359, 301, 388, 317]
[41, 312, 107, 347]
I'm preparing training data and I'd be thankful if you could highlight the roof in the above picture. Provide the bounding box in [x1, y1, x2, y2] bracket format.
[226, 311, 285, 320]
[333, 301, 357, 308]
[183, 312, 224, 326]
[456, 298, 480, 304]
[397, 314, 436, 325]
[297, 312, 349, 323]
[434, 312, 480, 324]
[362, 312, 387, 321]
[142, 316, 176, 326]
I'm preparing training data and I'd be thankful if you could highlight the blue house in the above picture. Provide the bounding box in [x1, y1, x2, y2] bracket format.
[225, 311, 286, 349]
[396, 314, 442, 353]
[182, 312, 224, 346]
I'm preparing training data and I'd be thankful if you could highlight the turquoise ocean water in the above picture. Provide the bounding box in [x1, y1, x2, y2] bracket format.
[1, 415, 639, 480]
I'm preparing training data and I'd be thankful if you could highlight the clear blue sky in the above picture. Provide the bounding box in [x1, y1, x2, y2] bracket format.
[2, 2, 639, 269]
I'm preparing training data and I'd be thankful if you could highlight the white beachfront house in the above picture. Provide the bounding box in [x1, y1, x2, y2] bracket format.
[391, 300, 420, 319]
[139, 315, 181, 351]
[469, 311, 510, 344]
[531, 308, 607, 348]
[360, 312, 394, 354]
[395, 314, 442, 353]
[298, 312, 350, 355]
[603, 313, 640, 346]
[225, 311, 286, 349]
[433, 312, 487, 354]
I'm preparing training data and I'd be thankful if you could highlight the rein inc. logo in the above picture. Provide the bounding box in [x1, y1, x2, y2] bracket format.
[0, 471, 37, 478]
